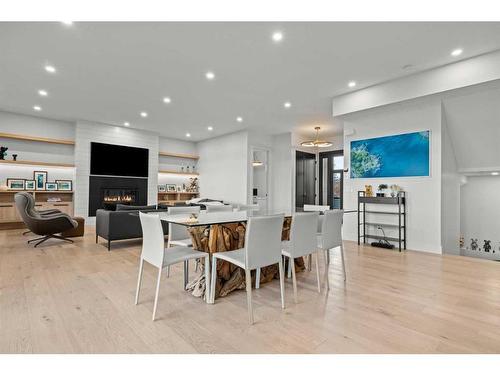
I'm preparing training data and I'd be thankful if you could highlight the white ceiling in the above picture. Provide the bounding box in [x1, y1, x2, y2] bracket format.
[2, 22, 500, 141]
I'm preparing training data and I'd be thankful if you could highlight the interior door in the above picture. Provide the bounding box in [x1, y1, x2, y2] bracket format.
[319, 150, 344, 209]
[296, 151, 316, 210]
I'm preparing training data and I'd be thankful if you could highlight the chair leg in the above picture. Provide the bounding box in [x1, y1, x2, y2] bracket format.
[326, 248, 331, 264]
[23, 230, 32, 236]
[278, 259, 285, 309]
[324, 250, 330, 291]
[183, 260, 189, 290]
[255, 268, 260, 289]
[108, 240, 111, 251]
[210, 256, 217, 304]
[245, 269, 254, 324]
[95, 233, 98, 243]
[135, 259, 144, 305]
[204, 256, 210, 303]
[28, 236, 46, 243]
[33, 236, 51, 247]
[340, 244, 347, 281]
[166, 265, 170, 278]
[287, 257, 292, 278]
[315, 251, 321, 293]
[307, 254, 312, 271]
[291, 256, 298, 303]
[152, 267, 162, 321]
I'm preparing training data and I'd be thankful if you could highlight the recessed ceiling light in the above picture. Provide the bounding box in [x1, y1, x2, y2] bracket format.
[163, 97, 171, 104]
[186, 133, 191, 138]
[491, 172, 499, 176]
[205, 71, 215, 80]
[123, 122, 130, 127]
[451, 48, 463, 57]
[348, 81, 357, 88]
[236, 116, 243, 123]
[38, 89, 48, 96]
[61, 21, 73, 26]
[33, 105, 41, 111]
[140, 112, 148, 118]
[284, 101, 292, 108]
[272, 31, 284, 42]
[44, 65, 56, 73]
[207, 126, 213, 131]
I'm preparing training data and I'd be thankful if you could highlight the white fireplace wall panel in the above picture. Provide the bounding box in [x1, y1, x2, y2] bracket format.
[74, 121, 159, 222]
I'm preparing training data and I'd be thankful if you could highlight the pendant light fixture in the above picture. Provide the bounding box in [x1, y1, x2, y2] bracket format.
[300, 126, 332, 148]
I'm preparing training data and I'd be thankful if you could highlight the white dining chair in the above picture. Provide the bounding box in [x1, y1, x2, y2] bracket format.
[303, 204, 330, 212]
[209, 214, 285, 324]
[282, 212, 322, 303]
[317, 210, 346, 288]
[135, 212, 211, 321]
[166, 206, 201, 278]
[206, 204, 233, 213]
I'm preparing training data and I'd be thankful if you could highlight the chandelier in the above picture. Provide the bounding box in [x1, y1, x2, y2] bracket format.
[300, 126, 332, 148]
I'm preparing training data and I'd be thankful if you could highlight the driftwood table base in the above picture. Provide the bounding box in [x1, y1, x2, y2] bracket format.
[186, 217, 305, 300]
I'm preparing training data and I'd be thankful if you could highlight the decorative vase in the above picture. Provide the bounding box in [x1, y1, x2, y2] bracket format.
[12, 154, 17, 161]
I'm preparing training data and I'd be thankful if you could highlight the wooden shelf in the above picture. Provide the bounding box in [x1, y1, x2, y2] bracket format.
[158, 169, 199, 176]
[0, 159, 75, 168]
[158, 151, 199, 160]
[0, 132, 75, 145]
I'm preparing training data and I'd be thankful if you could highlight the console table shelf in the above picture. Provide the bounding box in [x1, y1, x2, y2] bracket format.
[158, 151, 199, 160]
[358, 191, 406, 251]
[158, 170, 199, 176]
[158, 191, 200, 205]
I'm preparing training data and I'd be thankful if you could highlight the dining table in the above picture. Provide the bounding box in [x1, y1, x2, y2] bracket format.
[155, 209, 306, 301]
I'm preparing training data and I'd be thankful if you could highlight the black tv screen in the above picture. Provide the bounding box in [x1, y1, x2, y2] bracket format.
[90, 142, 149, 178]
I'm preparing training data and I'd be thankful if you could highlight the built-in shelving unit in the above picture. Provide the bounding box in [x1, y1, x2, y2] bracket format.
[157, 191, 199, 206]
[0, 132, 75, 145]
[158, 151, 199, 160]
[0, 190, 74, 229]
[158, 169, 199, 176]
[358, 191, 407, 251]
[0, 159, 75, 168]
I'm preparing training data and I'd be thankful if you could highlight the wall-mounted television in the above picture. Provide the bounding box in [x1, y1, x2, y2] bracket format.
[90, 142, 149, 178]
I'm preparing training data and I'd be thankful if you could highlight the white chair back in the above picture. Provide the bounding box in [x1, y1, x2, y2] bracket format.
[244, 214, 285, 270]
[206, 204, 233, 213]
[139, 212, 165, 268]
[168, 206, 200, 241]
[288, 212, 319, 257]
[320, 210, 343, 249]
[304, 204, 330, 212]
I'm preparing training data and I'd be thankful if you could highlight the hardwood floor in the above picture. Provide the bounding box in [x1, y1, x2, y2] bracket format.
[1, 227, 500, 354]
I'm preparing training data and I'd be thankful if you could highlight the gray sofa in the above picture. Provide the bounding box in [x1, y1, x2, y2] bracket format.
[96, 204, 169, 250]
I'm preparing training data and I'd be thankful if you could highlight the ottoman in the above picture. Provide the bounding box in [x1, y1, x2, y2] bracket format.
[62, 216, 85, 237]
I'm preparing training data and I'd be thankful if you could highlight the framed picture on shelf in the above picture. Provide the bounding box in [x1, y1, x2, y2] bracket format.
[166, 184, 177, 192]
[176, 185, 182, 192]
[158, 184, 166, 192]
[33, 171, 48, 190]
[56, 180, 72, 191]
[6, 178, 25, 190]
[25, 180, 36, 190]
[45, 182, 58, 191]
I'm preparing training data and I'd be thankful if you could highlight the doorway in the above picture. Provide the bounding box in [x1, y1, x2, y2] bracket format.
[251, 148, 269, 212]
[319, 150, 344, 209]
[295, 151, 316, 210]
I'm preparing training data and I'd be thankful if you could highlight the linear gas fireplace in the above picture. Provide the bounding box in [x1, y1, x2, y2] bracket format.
[88, 176, 147, 216]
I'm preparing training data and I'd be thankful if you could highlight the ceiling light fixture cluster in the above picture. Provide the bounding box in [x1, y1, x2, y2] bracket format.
[300, 127, 332, 148]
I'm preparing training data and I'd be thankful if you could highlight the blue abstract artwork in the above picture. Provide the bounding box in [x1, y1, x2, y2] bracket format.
[350, 131, 430, 178]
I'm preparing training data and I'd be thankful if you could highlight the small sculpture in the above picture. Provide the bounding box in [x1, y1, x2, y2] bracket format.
[0, 146, 7, 160]
[459, 236, 465, 249]
[470, 238, 479, 251]
[187, 177, 199, 192]
[12, 154, 17, 161]
[483, 240, 491, 253]
[364, 185, 373, 197]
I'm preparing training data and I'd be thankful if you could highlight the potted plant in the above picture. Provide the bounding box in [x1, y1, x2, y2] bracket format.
[377, 184, 388, 197]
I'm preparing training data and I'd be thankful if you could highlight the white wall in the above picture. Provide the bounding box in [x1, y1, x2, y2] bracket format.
[340, 98, 443, 253]
[441, 107, 461, 255]
[196, 130, 248, 204]
[270, 133, 294, 213]
[461, 176, 500, 255]
[0, 111, 75, 186]
[74, 121, 159, 221]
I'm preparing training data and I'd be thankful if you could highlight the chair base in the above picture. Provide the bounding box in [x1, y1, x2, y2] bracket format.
[27, 234, 74, 247]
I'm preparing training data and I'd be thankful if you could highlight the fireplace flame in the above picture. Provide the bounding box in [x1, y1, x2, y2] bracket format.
[104, 194, 134, 203]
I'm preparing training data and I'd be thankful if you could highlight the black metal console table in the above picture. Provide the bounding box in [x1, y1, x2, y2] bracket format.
[357, 191, 406, 251]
